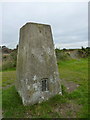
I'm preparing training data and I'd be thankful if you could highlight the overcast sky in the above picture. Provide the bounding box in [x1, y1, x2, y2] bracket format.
[2, 2, 88, 49]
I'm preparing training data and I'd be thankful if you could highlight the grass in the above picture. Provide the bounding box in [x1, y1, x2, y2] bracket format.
[0, 67, 16, 72]
[58, 58, 88, 118]
[2, 86, 68, 118]
[2, 70, 16, 87]
[58, 58, 88, 84]
[2, 58, 89, 118]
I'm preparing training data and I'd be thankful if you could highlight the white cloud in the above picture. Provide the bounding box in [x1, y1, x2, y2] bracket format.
[0, 3, 2, 45]
[55, 41, 88, 49]
[1, 2, 88, 49]
[1, 0, 89, 2]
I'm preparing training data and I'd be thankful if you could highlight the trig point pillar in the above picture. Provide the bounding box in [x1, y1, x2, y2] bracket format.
[16, 22, 62, 105]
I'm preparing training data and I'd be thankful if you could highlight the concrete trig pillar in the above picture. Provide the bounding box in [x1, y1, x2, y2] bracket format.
[16, 22, 62, 105]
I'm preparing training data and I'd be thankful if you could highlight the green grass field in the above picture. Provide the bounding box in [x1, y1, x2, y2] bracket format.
[2, 70, 16, 88]
[2, 58, 88, 118]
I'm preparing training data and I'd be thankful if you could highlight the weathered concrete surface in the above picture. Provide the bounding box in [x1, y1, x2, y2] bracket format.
[16, 22, 62, 105]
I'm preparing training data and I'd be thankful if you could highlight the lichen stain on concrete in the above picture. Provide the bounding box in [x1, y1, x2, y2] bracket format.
[33, 83, 39, 91]
[26, 79, 28, 85]
[27, 85, 30, 90]
[33, 75, 37, 81]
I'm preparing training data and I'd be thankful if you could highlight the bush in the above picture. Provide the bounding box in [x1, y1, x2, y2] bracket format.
[2, 50, 17, 71]
[55, 49, 71, 61]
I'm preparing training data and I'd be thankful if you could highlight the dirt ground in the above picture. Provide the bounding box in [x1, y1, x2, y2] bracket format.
[61, 79, 80, 93]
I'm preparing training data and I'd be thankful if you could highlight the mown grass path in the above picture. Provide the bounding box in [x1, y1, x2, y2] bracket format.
[2, 58, 88, 118]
